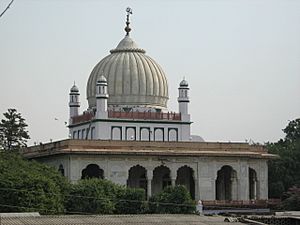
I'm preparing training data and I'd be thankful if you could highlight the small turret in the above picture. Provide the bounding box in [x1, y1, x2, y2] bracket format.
[177, 78, 190, 122]
[96, 75, 109, 119]
[69, 83, 80, 120]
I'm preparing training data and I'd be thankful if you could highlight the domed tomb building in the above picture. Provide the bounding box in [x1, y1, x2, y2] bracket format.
[23, 9, 276, 205]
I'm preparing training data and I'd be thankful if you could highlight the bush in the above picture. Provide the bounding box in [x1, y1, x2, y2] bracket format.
[148, 185, 195, 214]
[0, 152, 70, 214]
[281, 186, 300, 210]
[66, 178, 123, 214]
[115, 188, 146, 214]
[66, 179, 148, 214]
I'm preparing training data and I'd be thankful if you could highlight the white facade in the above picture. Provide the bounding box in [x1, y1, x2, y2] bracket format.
[23, 9, 275, 205]
[33, 139, 270, 201]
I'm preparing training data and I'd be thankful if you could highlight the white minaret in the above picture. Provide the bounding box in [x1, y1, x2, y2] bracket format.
[69, 83, 80, 120]
[177, 78, 190, 122]
[96, 75, 109, 119]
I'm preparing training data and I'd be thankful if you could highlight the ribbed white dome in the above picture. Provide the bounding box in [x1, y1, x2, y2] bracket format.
[87, 36, 169, 109]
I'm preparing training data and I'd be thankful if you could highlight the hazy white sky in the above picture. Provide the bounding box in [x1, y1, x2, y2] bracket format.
[0, 0, 299, 145]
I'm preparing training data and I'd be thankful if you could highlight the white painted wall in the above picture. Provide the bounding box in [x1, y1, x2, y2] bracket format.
[70, 119, 191, 142]
[40, 154, 269, 201]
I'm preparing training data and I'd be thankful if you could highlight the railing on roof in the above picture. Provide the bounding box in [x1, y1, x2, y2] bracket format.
[71, 110, 181, 125]
[71, 112, 94, 124]
[108, 110, 181, 121]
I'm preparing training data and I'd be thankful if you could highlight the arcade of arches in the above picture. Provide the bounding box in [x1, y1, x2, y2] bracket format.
[215, 165, 260, 201]
[77, 163, 260, 201]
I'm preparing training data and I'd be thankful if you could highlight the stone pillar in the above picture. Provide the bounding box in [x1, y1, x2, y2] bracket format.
[194, 178, 199, 201]
[212, 178, 216, 200]
[238, 163, 249, 200]
[69, 157, 81, 183]
[258, 161, 268, 199]
[231, 176, 238, 200]
[171, 178, 176, 187]
[170, 167, 177, 187]
[147, 170, 153, 199]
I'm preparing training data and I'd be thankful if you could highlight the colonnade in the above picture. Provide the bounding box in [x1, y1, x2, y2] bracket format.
[58, 161, 264, 201]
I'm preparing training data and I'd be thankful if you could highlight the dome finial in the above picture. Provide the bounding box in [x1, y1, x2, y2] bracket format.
[125, 7, 133, 36]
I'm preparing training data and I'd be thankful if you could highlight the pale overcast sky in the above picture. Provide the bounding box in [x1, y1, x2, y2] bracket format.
[0, 0, 299, 145]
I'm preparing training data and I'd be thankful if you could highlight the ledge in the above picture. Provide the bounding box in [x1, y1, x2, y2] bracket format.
[22, 139, 278, 160]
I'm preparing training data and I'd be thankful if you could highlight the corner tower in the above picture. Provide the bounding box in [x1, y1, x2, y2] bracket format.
[96, 75, 109, 119]
[69, 83, 80, 120]
[178, 78, 190, 122]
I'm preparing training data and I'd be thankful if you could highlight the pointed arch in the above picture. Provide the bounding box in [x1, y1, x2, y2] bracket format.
[127, 165, 147, 195]
[81, 164, 104, 179]
[152, 165, 171, 195]
[215, 165, 237, 200]
[249, 167, 258, 200]
[176, 165, 195, 199]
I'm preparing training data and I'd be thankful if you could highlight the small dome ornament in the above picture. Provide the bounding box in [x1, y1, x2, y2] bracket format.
[70, 82, 79, 93]
[180, 77, 189, 87]
[97, 75, 107, 84]
[125, 7, 133, 36]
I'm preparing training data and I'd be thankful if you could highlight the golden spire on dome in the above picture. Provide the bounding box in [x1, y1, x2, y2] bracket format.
[125, 7, 133, 36]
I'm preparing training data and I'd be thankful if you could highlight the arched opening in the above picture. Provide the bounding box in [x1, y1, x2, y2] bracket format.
[140, 128, 150, 141]
[126, 127, 136, 141]
[58, 164, 64, 176]
[249, 168, 258, 200]
[112, 127, 122, 140]
[154, 128, 164, 141]
[176, 166, 195, 199]
[127, 165, 147, 195]
[215, 165, 237, 200]
[81, 164, 104, 179]
[152, 165, 171, 195]
[168, 129, 178, 142]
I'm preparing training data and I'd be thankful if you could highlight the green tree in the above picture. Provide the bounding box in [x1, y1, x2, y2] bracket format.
[283, 119, 300, 142]
[149, 185, 195, 214]
[0, 108, 30, 151]
[268, 118, 300, 198]
[0, 152, 70, 214]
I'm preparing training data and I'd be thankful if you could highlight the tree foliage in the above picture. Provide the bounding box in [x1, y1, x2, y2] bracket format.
[267, 118, 300, 198]
[149, 185, 195, 214]
[281, 186, 300, 210]
[0, 152, 70, 214]
[0, 108, 30, 151]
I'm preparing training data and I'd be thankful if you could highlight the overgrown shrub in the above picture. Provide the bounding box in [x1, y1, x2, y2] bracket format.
[0, 152, 69, 214]
[66, 178, 146, 214]
[115, 188, 146, 214]
[66, 178, 123, 214]
[148, 185, 195, 214]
